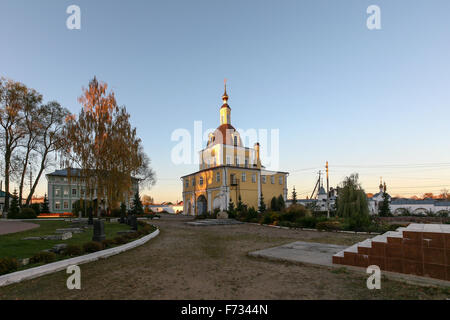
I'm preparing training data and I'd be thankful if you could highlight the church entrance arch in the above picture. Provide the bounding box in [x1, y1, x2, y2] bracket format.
[197, 195, 207, 216]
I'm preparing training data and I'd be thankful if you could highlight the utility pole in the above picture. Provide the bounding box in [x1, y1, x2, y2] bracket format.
[326, 161, 330, 219]
[310, 170, 322, 200]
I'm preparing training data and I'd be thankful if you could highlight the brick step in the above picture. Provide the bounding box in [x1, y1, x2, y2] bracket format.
[332, 223, 450, 281]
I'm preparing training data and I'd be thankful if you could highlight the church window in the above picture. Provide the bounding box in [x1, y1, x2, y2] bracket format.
[234, 136, 238, 146]
[242, 173, 246, 182]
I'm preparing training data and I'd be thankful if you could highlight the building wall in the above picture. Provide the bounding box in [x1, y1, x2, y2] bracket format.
[47, 175, 138, 213]
[261, 172, 288, 209]
[182, 165, 288, 215]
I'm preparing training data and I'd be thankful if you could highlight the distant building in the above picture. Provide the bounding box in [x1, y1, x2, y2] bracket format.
[0, 190, 12, 213]
[287, 180, 450, 216]
[389, 199, 450, 215]
[46, 168, 139, 214]
[367, 182, 391, 214]
[145, 201, 184, 214]
[367, 181, 450, 215]
[286, 186, 337, 211]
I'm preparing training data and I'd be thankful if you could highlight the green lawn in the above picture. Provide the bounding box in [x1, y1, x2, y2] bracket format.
[0, 220, 132, 260]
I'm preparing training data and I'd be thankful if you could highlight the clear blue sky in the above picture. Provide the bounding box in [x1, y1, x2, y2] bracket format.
[1, 0, 450, 202]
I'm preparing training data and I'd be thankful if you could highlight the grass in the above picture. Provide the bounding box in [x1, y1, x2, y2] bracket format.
[0, 220, 131, 260]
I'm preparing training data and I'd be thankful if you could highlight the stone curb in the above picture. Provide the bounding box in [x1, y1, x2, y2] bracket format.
[247, 222, 380, 235]
[0, 227, 160, 288]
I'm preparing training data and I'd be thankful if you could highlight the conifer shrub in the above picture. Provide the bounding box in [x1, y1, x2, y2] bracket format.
[18, 207, 37, 219]
[0, 257, 19, 275]
[101, 239, 115, 249]
[83, 241, 103, 253]
[30, 251, 56, 264]
[113, 236, 127, 245]
[64, 244, 84, 256]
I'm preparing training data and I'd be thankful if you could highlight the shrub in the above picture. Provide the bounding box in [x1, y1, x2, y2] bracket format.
[316, 220, 342, 231]
[438, 211, 449, 218]
[0, 257, 19, 275]
[30, 251, 56, 264]
[123, 232, 139, 240]
[228, 210, 237, 219]
[64, 244, 84, 257]
[113, 236, 127, 245]
[101, 239, 115, 249]
[19, 207, 38, 219]
[296, 216, 317, 228]
[83, 241, 104, 253]
[8, 207, 38, 219]
[278, 221, 295, 228]
[342, 215, 371, 232]
[281, 204, 311, 222]
[110, 208, 121, 217]
[30, 203, 41, 216]
[260, 211, 280, 225]
[245, 207, 259, 222]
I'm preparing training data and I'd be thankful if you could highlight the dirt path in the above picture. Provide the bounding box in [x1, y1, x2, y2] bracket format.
[0, 220, 39, 235]
[0, 215, 448, 300]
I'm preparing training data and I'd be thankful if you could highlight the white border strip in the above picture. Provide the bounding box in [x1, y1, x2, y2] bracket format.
[247, 222, 381, 235]
[0, 228, 159, 287]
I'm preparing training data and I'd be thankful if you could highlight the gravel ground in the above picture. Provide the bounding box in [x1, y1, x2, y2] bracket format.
[0, 220, 39, 235]
[0, 214, 448, 300]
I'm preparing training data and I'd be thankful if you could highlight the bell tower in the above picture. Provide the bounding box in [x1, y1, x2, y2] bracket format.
[220, 79, 231, 125]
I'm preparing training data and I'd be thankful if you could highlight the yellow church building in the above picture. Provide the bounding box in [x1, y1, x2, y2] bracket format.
[181, 85, 289, 215]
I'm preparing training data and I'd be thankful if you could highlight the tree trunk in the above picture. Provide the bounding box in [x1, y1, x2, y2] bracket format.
[3, 149, 11, 216]
[18, 143, 32, 207]
[25, 150, 48, 206]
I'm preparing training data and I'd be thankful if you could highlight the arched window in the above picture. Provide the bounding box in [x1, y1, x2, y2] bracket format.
[234, 136, 238, 146]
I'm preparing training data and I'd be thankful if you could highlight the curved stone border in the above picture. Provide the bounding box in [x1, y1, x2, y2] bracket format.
[0, 227, 159, 287]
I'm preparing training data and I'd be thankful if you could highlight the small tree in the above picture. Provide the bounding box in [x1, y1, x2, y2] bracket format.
[41, 194, 50, 213]
[277, 194, 285, 211]
[237, 195, 244, 213]
[259, 193, 266, 213]
[270, 196, 279, 211]
[30, 203, 41, 216]
[292, 186, 297, 204]
[379, 185, 391, 217]
[228, 198, 235, 212]
[227, 198, 236, 218]
[131, 191, 144, 215]
[8, 190, 20, 219]
[120, 202, 127, 216]
[336, 173, 370, 231]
